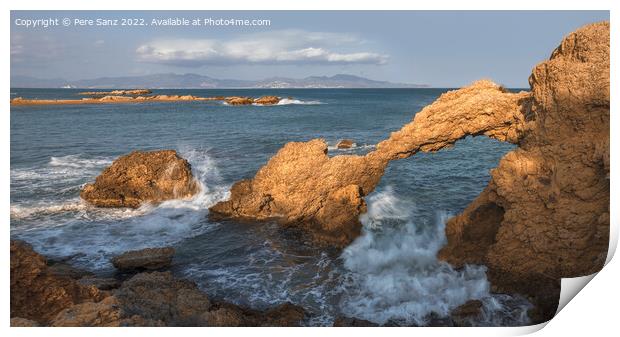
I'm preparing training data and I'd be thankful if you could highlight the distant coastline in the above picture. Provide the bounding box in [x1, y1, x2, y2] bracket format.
[10, 73, 428, 89]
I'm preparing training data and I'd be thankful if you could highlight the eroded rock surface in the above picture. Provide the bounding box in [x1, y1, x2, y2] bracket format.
[12, 242, 307, 327]
[111, 247, 175, 271]
[210, 80, 527, 247]
[209, 22, 609, 321]
[438, 21, 609, 322]
[10, 240, 106, 324]
[81, 150, 198, 208]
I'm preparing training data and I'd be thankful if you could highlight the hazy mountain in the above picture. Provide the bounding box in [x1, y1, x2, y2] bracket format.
[11, 73, 427, 89]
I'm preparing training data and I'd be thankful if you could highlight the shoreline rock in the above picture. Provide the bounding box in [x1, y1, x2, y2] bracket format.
[111, 247, 175, 272]
[10, 94, 281, 106]
[10, 240, 107, 324]
[80, 150, 198, 208]
[11, 240, 308, 327]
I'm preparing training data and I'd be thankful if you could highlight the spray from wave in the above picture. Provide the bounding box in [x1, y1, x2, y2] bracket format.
[338, 187, 531, 326]
[274, 98, 322, 105]
[10, 148, 229, 270]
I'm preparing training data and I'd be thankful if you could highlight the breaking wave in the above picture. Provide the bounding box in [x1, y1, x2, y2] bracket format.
[338, 187, 531, 326]
[274, 98, 323, 105]
[10, 149, 229, 270]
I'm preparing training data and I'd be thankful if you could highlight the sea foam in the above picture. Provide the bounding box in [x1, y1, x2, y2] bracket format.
[339, 187, 531, 326]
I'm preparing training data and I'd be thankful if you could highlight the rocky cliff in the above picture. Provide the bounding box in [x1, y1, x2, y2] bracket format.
[210, 21, 609, 320]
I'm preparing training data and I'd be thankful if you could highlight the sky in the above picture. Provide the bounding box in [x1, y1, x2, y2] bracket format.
[10, 10, 609, 87]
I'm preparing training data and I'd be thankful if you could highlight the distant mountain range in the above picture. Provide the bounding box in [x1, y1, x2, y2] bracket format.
[11, 73, 427, 89]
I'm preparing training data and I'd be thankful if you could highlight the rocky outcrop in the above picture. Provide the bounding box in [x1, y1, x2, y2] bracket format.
[437, 21, 609, 322]
[79, 89, 152, 96]
[80, 150, 198, 208]
[254, 96, 281, 105]
[12, 242, 307, 327]
[209, 21, 609, 320]
[10, 240, 106, 324]
[225, 96, 255, 105]
[336, 139, 355, 149]
[11, 94, 283, 106]
[111, 247, 175, 271]
[210, 80, 527, 247]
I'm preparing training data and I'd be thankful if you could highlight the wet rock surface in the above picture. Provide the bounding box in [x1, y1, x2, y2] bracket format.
[333, 316, 379, 327]
[111, 247, 175, 271]
[450, 300, 483, 326]
[80, 150, 198, 208]
[336, 139, 355, 149]
[11, 241, 307, 327]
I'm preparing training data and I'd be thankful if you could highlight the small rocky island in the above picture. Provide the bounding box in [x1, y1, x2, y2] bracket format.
[10, 94, 285, 106]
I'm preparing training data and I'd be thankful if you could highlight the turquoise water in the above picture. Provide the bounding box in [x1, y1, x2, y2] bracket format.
[10, 88, 531, 326]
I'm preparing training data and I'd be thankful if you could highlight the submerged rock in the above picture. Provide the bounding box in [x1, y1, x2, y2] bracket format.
[336, 139, 355, 149]
[450, 300, 483, 326]
[80, 150, 198, 208]
[111, 247, 175, 271]
[333, 316, 379, 327]
[204, 301, 305, 327]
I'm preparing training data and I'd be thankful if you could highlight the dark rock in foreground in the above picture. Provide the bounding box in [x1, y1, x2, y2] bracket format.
[10, 240, 307, 327]
[10, 240, 106, 324]
[450, 300, 483, 326]
[111, 247, 175, 271]
[333, 316, 379, 327]
[80, 150, 199, 208]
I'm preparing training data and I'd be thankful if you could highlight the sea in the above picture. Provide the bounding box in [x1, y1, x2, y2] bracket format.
[10, 88, 532, 326]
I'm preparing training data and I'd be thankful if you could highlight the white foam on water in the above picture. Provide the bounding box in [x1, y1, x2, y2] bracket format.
[326, 144, 376, 154]
[274, 98, 323, 105]
[338, 187, 531, 326]
[222, 98, 322, 106]
[11, 149, 229, 270]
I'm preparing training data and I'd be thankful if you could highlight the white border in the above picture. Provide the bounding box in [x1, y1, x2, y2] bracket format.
[3, 2, 617, 337]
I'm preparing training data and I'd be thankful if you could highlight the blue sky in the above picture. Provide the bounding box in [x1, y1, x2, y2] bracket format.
[11, 10, 609, 87]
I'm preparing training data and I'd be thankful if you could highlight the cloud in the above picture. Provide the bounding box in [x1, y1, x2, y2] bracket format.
[135, 30, 388, 66]
[11, 33, 64, 64]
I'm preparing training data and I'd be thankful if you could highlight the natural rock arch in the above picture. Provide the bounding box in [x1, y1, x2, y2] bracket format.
[210, 22, 609, 322]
